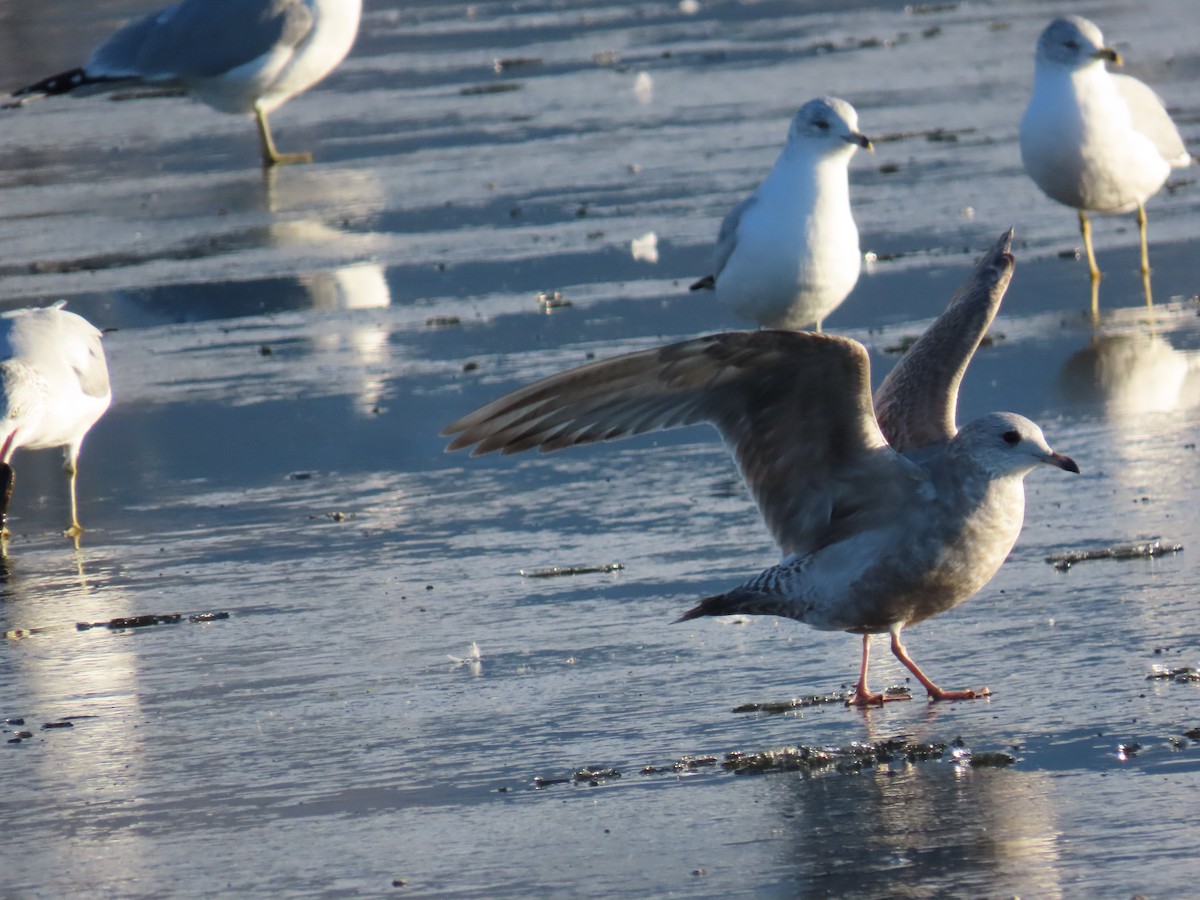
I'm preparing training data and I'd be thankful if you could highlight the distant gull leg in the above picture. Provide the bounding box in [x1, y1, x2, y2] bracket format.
[255, 106, 313, 167]
[1137, 202, 1147, 277]
[1078, 210, 1100, 283]
[63, 455, 83, 539]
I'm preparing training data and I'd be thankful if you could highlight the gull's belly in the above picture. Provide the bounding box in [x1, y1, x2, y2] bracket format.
[800, 483, 1026, 632]
[717, 205, 859, 328]
[1021, 85, 1171, 212]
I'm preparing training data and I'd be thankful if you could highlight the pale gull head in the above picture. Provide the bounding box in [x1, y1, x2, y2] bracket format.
[950, 412, 1081, 479]
[1035, 16, 1120, 70]
[785, 97, 873, 156]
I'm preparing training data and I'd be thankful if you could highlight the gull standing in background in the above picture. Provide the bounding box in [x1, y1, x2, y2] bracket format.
[9, 0, 362, 168]
[690, 97, 872, 332]
[446, 233, 1080, 707]
[1020, 16, 1191, 285]
[0, 305, 112, 541]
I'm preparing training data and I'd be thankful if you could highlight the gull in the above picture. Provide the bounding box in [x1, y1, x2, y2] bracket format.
[0, 304, 112, 540]
[690, 97, 872, 332]
[1020, 15, 1191, 283]
[445, 232, 1079, 706]
[9, 0, 362, 168]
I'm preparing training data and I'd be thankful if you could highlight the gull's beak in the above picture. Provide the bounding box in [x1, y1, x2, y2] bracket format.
[844, 132, 874, 152]
[1096, 46, 1122, 66]
[1046, 451, 1080, 474]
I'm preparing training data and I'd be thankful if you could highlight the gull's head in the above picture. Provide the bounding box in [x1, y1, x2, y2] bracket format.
[786, 97, 873, 157]
[954, 412, 1080, 479]
[1036, 16, 1122, 71]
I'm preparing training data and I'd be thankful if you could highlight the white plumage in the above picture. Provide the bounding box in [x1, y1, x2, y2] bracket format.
[691, 97, 871, 332]
[0, 305, 112, 539]
[1020, 16, 1191, 281]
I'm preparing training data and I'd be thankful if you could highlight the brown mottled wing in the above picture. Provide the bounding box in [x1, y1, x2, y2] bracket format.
[444, 331, 917, 558]
[873, 229, 1015, 452]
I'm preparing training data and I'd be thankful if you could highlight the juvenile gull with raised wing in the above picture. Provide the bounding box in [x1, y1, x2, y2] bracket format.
[446, 233, 1078, 705]
[1020, 16, 1191, 281]
[9, 0, 362, 168]
[690, 97, 871, 332]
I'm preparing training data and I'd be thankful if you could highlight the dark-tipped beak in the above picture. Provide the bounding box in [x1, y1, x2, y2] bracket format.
[1096, 46, 1122, 65]
[1048, 452, 1080, 474]
[844, 132, 874, 152]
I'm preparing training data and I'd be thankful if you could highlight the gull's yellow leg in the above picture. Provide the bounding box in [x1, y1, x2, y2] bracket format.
[1089, 277, 1100, 323]
[1079, 210, 1101, 282]
[63, 460, 82, 539]
[255, 107, 314, 168]
[1132, 202, 1152, 277]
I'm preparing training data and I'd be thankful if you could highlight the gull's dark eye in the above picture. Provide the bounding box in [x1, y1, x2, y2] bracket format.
[1064, 39, 1079, 50]
[1002, 430, 1021, 445]
[815, 119, 830, 130]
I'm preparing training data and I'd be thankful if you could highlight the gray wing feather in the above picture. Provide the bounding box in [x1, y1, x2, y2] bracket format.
[1112, 73, 1191, 167]
[873, 229, 1015, 452]
[709, 194, 757, 282]
[74, 328, 112, 400]
[0, 306, 111, 400]
[87, 0, 313, 80]
[445, 331, 916, 557]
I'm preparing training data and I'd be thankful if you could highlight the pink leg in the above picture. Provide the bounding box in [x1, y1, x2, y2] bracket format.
[846, 634, 909, 707]
[889, 628, 988, 702]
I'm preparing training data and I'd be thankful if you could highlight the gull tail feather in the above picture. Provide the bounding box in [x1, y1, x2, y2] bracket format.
[675, 587, 793, 622]
[689, 274, 716, 292]
[10, 69, 125, 103]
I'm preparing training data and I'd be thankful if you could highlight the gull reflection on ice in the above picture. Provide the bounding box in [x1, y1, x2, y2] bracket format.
[1060, 331, 1200, 416]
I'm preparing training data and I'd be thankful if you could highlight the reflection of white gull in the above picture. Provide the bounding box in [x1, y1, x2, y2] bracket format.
[301, 262, 391, 311]
[270, 218, 392, 413]
[0, 304, 111, 539]
[10, 0, 362, 168]
[1020, 16, 1191, 281]
[690, 97, 871, 332]
[1060, 331, 1200, 415]
[446, 234, 1079, 706]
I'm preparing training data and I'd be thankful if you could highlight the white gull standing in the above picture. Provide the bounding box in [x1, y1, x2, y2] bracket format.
[9, 0, 362, 168]
[690, 97, 871, 332]
[1020, 16, 1191, 282]
[445, 232, 1079, 706]
[0, 305, 112, 540]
